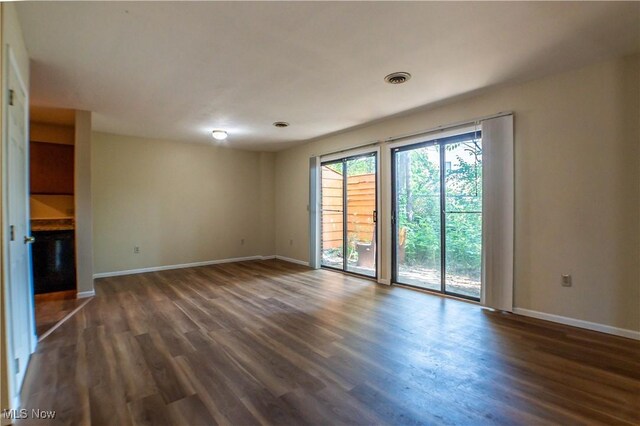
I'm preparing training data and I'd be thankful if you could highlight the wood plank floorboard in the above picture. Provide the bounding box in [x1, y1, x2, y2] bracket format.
[34, 291, 89, 337]
[18, 259, 640, 425]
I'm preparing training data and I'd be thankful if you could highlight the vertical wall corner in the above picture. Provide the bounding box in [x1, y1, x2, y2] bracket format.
[74, 110, 94, 295]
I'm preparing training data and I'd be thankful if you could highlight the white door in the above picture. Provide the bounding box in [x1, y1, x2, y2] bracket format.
[5, 50, 35, 400]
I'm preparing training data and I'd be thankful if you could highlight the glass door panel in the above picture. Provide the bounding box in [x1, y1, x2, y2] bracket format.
[345, 155, 376, 277]
[444, 138, 482, 298]
[321, 153, 377, 278]
[321, 162, 344, 269]
[393, 131, 482, 301]
[394, 144, 441, 291]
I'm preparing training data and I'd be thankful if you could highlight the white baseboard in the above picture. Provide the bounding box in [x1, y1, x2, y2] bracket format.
[274, 255, 309, 266]
[77, 290, 95, 298]
[93, 255, 276, 279]
[378, 278, 391, 285]
[513, 307, 640, 340]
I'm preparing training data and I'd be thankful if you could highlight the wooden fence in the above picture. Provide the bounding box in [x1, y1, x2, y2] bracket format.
[321, 166, 375, 250]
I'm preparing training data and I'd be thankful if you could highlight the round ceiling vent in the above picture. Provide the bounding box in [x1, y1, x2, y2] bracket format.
[384, 72, 412, 84]
[273, 121, 289, 128]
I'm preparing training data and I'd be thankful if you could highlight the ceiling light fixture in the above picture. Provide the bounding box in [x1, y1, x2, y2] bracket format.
[211, 130, 228, 140]
[384, 72, 412, 84]
[273, 121, 289, 128]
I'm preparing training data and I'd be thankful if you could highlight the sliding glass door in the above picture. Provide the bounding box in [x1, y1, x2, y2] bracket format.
[320, 162, 344, 270]
[321, 153, 377, 278]
[394, 144, 442, 291]
[392, 132, 482, 300]
[443, 140, 483, 297]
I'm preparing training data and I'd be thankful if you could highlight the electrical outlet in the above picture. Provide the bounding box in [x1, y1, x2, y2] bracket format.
[240, 238, 245, 245]
[289, 239, 293, 246]
[134, 246, 140, 254]
[561, 274, 572, 287]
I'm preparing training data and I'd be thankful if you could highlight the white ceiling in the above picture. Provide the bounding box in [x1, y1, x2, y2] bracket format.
[17, 1, 640, 151]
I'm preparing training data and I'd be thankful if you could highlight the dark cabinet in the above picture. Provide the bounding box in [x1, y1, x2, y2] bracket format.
[32, 230, 76, 294]
[30, 142, 74, 195]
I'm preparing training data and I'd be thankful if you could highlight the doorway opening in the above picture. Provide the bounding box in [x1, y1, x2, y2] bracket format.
[320, 152, 378, 279]
[28, 106, 83, 337]
[392, 131, 482, 300]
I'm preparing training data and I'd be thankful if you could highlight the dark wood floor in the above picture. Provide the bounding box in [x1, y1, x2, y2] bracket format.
[34, 291, 90, 337]
[19, 260, 640, 425]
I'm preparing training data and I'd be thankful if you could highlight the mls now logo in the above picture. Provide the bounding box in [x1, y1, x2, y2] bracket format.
[2, 409, 28, 420]
[2, 409, 56, 420]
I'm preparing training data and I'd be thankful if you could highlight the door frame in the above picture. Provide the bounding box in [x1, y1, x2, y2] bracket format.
[2, 44, 37, 409]
[319, 146, 380, 280]
[390, 128, 482, 301]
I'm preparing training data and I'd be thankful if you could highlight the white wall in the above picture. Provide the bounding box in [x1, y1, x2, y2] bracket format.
[274, 54, 640, 334]
[92, 132, 276, 274]
[75, 111, 93, 294]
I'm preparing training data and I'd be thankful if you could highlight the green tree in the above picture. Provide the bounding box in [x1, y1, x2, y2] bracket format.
[397, 138, 482, 278]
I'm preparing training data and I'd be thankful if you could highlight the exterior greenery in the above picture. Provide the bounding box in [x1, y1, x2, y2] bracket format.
[396, 137, 482, 280]
[322, 144, 482, 282]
